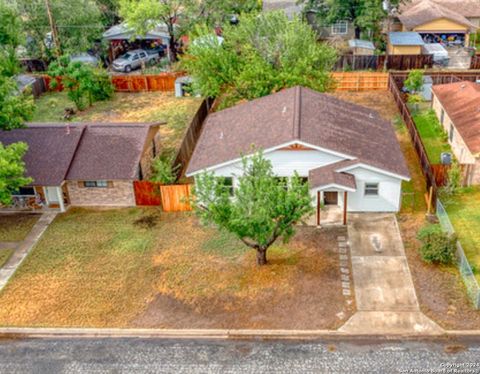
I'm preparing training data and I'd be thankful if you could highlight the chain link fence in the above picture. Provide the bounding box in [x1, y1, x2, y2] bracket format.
[437, 199, 480, 308]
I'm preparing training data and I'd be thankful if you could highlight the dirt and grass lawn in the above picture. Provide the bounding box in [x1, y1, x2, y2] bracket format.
[0, 214, 39, 242]
[32, 91, 202, 154]
[331, 91, 480, 329]
[0, 208, 353, 329]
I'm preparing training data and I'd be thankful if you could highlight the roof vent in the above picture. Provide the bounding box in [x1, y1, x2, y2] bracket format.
[66, 124, 70, 135]
[460, 83, 466, 89]
[219, 131, 224, 140]
[282, 106, 287, 114]
[369, 113, 374, 119]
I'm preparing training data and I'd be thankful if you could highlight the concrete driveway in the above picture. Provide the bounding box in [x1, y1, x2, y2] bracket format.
[339, 213, 443, 334]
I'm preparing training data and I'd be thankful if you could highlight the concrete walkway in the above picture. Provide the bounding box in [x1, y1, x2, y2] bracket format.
[339, 213, 443, 335]
[0, 212, 57, 291]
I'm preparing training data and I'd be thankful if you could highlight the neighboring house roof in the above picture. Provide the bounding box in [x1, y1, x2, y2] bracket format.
[388, 32, 425, 46]
[309, 160, 357, 190]
[66, 124, 153, 181]
[0, 125, 84, 186]
[0, 123, 161, 186]
[348, 39, 375, 50]
[432, 81, 480, 155]
[398, 0, 477, 31]
[399, 0, 480, 19]
[186, 86, 410, 179]
[262, 0, 303, 19]
[103, 23, 171, 41]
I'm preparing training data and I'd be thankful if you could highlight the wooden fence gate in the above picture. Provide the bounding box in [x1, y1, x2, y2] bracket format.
[134, 181, 192, 212]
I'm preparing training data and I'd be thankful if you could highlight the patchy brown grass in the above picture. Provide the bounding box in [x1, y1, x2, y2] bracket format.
[0, 249, 14, 268]
[0, 214, 39, 242]
[33, 91, 202, 154]
[0, 208, 352, 329]
[331, 90, 480, 329]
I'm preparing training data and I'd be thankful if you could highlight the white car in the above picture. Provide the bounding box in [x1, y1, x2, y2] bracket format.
[112, 49, 157, 73]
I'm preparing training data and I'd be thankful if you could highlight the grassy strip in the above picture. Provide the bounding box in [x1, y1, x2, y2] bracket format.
[0, 214, 39, 242]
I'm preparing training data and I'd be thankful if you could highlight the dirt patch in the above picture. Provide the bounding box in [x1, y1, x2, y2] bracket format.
[133, 226, 354, 329]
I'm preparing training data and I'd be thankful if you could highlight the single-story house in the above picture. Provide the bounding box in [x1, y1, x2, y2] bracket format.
[396, 0, 478, 47]
[431, 81, 480, 185]
[387, 32, 425, 55]
[186, 87, 410, 225]
[0, 123, 161, 211]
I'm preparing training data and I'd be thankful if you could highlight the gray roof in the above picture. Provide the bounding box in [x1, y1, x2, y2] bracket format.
[348, 39, 375, 50]
[187, 86, 410, 179]
[0, 123, 160, 186]
[388, 32, 425, 46]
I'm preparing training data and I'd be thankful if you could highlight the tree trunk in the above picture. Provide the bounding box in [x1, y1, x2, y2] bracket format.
[256, 247, 267, 266]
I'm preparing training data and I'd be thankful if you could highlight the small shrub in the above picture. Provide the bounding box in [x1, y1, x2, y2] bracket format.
[417, 224, 457, 264]
[151, 155, 180, 185]
[404, 69, 424, 93]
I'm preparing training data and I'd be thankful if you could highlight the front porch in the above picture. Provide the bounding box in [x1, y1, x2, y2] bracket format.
[2, 185, 69, 213]
[305, 204, 344, 226]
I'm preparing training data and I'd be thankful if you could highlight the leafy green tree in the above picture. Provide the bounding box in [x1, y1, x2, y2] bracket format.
[0, 75, 35, 130]
[11, 0, 103, 58]
[301, 0, 397, 40]
[183, 11, 337, 106]
[151, 155, 180, 184]
[48, 56, 114, 110]
[193, 151, 314, 266]
[119, 0, 261, 62]
[0, 141, 32, 205]
[0, 0, 23, 77]
[404, 69, 424, 93]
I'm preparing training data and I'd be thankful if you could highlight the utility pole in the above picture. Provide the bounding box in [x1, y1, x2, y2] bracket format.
[44, 0, 61, 56]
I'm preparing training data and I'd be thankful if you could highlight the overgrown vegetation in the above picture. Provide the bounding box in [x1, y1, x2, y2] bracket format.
[193, 151, 314, 265]
[183, 11, 337, 108]
[48, 56, 114, 111]
[0, 142, 32, 205]
[151, 154, 180, 185]
[417, 224, 457, 265]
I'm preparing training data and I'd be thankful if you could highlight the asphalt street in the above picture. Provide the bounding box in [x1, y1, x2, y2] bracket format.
[1, 337, 480, 373]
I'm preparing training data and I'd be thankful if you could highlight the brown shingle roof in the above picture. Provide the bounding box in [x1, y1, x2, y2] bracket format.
[398, 0, 477, 31]
[0, 125, 84, 186]
[0, 123, 160, 186]
[66, 123, 156, 181]
[309, 160, 357, 190]
[186, 86, 410, 179]
[400, 0, 480, 19]
[432, 81, 480, 155]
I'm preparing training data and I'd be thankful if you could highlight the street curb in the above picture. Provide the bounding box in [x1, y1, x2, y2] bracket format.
[1, 327, 476, 340]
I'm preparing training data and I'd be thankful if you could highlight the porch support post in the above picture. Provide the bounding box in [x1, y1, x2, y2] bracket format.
[316, 191, 321, 226]
[343, 191, 348, 226]
[56, 186, 65, 212]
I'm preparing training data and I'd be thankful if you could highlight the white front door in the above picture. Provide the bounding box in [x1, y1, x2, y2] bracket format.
[45, 187, 59, 203]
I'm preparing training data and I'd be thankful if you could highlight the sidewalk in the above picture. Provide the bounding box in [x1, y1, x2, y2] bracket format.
[0, 212, 57, 291]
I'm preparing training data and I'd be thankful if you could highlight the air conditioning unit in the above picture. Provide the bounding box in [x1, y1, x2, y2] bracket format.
[441, 152, 452, 165]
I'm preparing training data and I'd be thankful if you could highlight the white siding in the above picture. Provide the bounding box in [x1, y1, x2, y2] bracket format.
[345, 167, 402, 212]
[210, 149, 343, 177]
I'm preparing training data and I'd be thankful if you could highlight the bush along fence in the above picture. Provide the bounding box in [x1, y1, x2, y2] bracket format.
[334, 54, 433, 71]
[436, 199, 480, 309]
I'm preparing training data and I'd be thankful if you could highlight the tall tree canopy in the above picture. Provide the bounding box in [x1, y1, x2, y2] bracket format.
[0, 75, 35, 130]
[300, 0, 397, 40]
[119, 0, 261, 61]
[0, 0, 23, 76]
[183, 11, 337, 107]
[193, 152, 314, 266]
[10, 0, 104, 58]
[0, 142, 32, 205]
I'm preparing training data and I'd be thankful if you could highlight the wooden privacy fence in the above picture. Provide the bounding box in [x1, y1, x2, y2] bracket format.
[334, 54, 433, 71]
[332, 72, 389, 91]
[173, 97, 214, 178]
[134, 181, 193, 212]
[41, 72, 183, 94]
[471, 55, 480, 70]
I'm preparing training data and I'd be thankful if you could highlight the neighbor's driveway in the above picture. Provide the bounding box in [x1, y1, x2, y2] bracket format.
[340, 213, 442, 334]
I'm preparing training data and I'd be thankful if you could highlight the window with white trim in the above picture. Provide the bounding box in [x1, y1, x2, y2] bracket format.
[219, 177, 234, 196]
[83, 180, 109, 188]
[331, 21, 348, 35]
[12, 187, 36, 196]
[364, 182, 379, 196]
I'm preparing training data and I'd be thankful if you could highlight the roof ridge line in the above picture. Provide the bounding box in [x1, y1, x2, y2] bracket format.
[293, 86, 301, 139]
[63, 126, 87, 182]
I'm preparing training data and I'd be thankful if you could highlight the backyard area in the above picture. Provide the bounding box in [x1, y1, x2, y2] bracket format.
[411, 107, 452, 164]
[331, 91, 480, 329]
[32, 91, 202, 154]
[0, 208, 353, 329]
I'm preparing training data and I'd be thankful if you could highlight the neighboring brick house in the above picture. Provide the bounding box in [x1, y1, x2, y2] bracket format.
[431, 81, 480, 185]
[0, 123, 161, 211]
